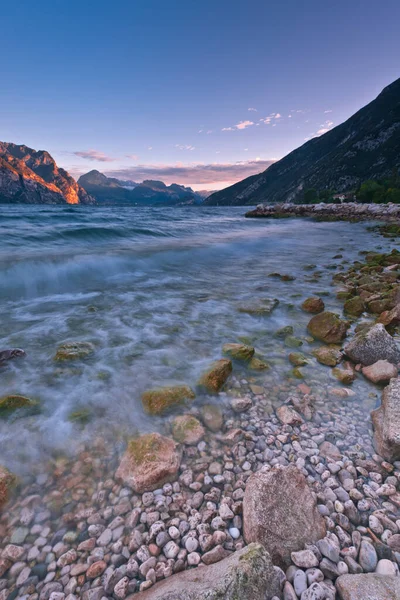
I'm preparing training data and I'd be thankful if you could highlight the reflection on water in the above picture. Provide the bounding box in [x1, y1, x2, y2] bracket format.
[0, 205, 391, 472]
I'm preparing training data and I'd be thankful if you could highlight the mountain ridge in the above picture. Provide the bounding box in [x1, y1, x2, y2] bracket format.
[205, 78, 400, 206]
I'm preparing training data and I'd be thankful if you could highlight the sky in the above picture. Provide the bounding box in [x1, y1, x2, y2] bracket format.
[1, 1, 400, 191]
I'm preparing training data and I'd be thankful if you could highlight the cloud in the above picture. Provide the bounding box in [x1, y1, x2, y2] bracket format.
[324, 109, 333, 113]
[274, 113, 282, 119]
[248, 107, 258, 112]
[175, 144, 195, 151]
[222, 120, 254, 131]
[73, 149, 115, 162]
[126, 154, 139, 160]
[314, 120, 335, 136]
[148, 147, 153, 150]
[104, 158, 276, 189]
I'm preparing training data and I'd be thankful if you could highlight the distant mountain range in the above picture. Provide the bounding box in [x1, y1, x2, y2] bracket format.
[78, 170, 206, 205]
[0, 142, 95, 205]
[206, 77, 400, 206]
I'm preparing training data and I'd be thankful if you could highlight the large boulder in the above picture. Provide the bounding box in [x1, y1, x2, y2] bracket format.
[115, 433, 181, 493]
[371, 378, 400, 461]
[222, 343, 254, 361]
[307, 312, 349, 343]
[198, 359, 232, 393]
[0, 466, 16, 510]
[243, 465, 326, 568]
[128, 543, 280, 600]
[344, 324, 400, 366]
[362, 360, 398, 384]
[141, 385, 195, 416]
[336, 574, 400, 600]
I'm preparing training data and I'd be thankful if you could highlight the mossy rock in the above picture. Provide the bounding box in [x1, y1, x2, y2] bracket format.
[289, 352, 308, 367]
[222, 343, 255, 362]
[198, 359, 232, 394]
[54, 341, 95, 362]
[141, 385, 195, 416]
[332, 367, 356, 385]
[275, 325, 294, 338]
[312, 346, 342, 367]
[0, 465, 17, 510]
[344, 296, 365, 317]
[68, 409, 92, 426]
[238, 298, 279, 316]
[301, 297, 325, 314]
[0, 395, 40, 417]
[284, 335, 303, 348]
[307, 311, 349, 344]
[289, 367, 304, 379]
[368, 298, 392, 314]
[171, 415, 205, 445]
[337, 291, 354, 301]
[248, 357, 270, 371]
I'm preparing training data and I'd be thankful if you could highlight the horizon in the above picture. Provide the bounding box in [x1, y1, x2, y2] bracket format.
[2, 0, 400, 191]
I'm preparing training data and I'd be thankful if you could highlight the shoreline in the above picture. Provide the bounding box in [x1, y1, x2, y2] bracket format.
[0, 221, 400, 599]
[245, 201, 400, 222]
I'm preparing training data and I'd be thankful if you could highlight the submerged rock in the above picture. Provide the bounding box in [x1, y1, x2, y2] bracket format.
[222, 343, 254, 361]
[0, 395, 39, 416]
[54, 341, 95, 361]
[248, 356, 270, 370]
[171, 415, 205, 445]
[0, 465, 16, 510]
[130, 543, 280, 600]
[198, 359, 232, 393]
[115, 433, 181, 493]
[362, 360, 398, 384]
[243, 465, 326, 568]
[312, 346, 342, 366]
[336, 574, 400, 600]
[332, 364, 356, 385]
[0, 348, 26, 363]
[307, 312, 349, 343]
[275, 325, 294, 337]
[289, 352, 308, 366]
[276, 405, 303, 425]
[302, 297, 325, 314]
[141, 385, 195, 415]
[371, 378, 400, 461]
[200, 404, 223, 432]
[238, 297, 279, 316]
[344, 323, 400, 366]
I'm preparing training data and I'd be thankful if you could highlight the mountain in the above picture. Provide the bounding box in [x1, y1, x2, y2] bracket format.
[206, 78, 400, 206]
[78, 170, 204, 205]
[0, 142, 95, 205]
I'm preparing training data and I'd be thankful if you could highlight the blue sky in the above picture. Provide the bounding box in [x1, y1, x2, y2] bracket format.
[1, 0, 399, 189]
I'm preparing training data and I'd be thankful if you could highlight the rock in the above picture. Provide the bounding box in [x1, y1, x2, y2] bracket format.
[202, 545, 230, 565]
[276, 325, 294, 337]
[127, 543, 280, 600]
[0, 465, 16, 510]
[291, 549, 319, 568]
[115, 433, 181, 493]
[141, 385, 195, 416]
[307, 312, 349, 344]
[198, 359, 232, 393]
[312, 346, 342, 366]
[171, 415, 205, 445]
[358, 540, 378, 572]
[344, 324, 400, 366]
[230, 397, 252, 413]
[289, 352, 308, 366]
[276, 405, 303, 426]
[332, 365, 356, 385]
[238, 298, 279, 316]
[344, 296, 365, 317]
[302, 297, 325, 313]
[371, 378, 400, 461]
[0, 348, 26, 363]
[336, 574, 400, 600]
[319, 441, 341, 460]
[243, 465, 326, 568]
[200, 404, 223, 432]
[375, 559, 397, 575]
[222, 343, 254, 361]
[54, 341, 95, 361]
[378, 304, 400, 327]
[362, 360, 398, 384]
[0, 395, 39, 416]
[248, 357, 270, 370]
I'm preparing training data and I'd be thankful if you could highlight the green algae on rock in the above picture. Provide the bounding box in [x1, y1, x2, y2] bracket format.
[275, 325, 294, 338]
[284, 335, 303, 348]
[301, 296, 325, 314]
[0, 395, 39, 417]
[141, 385, 195, 416]
[200, 404, 223, 432]
[307, 311, 349, 344]
[289, 352, 308, 367]
[0, 465, 16, 510]
[115, 432, 181, 493]
[222, 343, 255, 362]
[171, 415, 205, 445]
[344, 296, 365, 317]
[198, 358, 232, 393]
[312, 346, 342, 367]
[54, 341, 95, 361]
[248, 356, 270, 371]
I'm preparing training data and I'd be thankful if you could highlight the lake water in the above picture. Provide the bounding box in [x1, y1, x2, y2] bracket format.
[0, 205, 392, 473]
